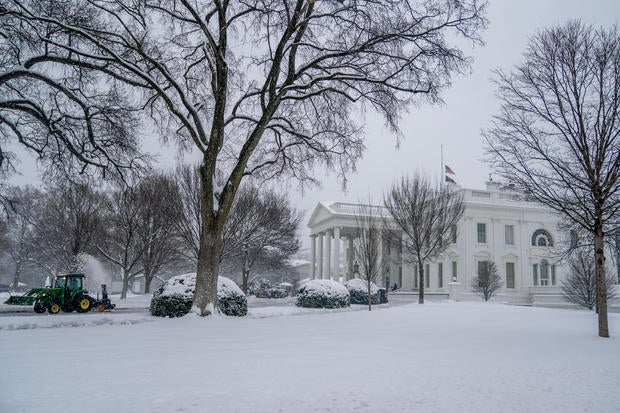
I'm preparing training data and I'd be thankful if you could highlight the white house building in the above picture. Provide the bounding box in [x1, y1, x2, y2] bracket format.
[307, 180, 572, 306]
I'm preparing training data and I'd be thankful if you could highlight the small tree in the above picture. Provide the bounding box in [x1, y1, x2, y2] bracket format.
[471, 261, 502, 301]
[354, 202, 384, 311]
[384, 174, 464, 304]
[221, 185, 301, 294]
[562, 249, 617, 310]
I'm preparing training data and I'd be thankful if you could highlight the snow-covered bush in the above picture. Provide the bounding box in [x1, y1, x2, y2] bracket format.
[150, 273, 247, 317]
[345, 278, 380, 305]
[250, 278, 289, 298]
[295, 279, 350, 309]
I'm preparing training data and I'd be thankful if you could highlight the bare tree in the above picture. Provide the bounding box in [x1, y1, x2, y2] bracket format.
[0, 1, 147, 200]
[97, 185, 144, 299]
[562, 248, 617, 310]
[136, 173, 183, 293]
[485, 22, 620, 337]
[28, 180, 107, 275]
[471, 261, 502, 301]
[384, 174, 464, 304]
[354, 202, 384, 311]
[174, 165, 203, 266]
[4, 0, 487, 315]
[222, 185, 301, 294]
[4, 186, 41, 289]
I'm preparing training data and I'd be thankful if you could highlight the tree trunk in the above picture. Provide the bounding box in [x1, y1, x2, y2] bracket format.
[367, 281, 372, 311]
[144, 274, 152, 294]
[418, 261, 425, 304]
[193, 221, 222, 316]
[120, 269, 130, 299]
[594, 232, 609, 337]
[12, 263, 22, 290]
[241, 249, 250, 294]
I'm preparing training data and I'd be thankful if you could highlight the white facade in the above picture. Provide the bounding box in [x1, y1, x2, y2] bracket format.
[307, 181, 569, 305]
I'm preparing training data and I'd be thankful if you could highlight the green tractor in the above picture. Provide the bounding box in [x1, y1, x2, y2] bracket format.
[4, 273, 115, 314]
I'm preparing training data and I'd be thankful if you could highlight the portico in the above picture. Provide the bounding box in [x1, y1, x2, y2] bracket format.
[307, 202, 396, 286]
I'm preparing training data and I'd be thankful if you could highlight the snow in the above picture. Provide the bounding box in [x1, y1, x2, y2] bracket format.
[156, 272, 244, 299]
[299, 279, 349, 298]
[344, 278, 379, 294]
[1, 302, 619, 412]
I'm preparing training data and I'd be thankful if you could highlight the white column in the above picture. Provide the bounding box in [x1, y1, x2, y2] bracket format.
[347, 236, 354, 280]
[318, 233, 324, 280]
[310, 235, 317, 280]
[378, 231, 384, 287]
[325, 230, 332, 280]
[333, 227, 341, 281]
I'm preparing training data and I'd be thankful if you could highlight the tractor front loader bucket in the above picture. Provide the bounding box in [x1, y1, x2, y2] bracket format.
[4, 295, 36, 306]
[4, 288, 48, 306]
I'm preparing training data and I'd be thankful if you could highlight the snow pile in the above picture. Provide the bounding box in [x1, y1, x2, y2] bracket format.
[296, 279, 350, 308]
[150, 273, 247, 317]
[344, 278, 380, 305]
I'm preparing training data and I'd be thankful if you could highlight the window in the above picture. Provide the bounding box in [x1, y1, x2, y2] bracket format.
[451, 225, 458, 244]
[425, 264, 430, 288]
[413, 266, 418, 289]
[506, 262, 515, 289]
[533, 264, 539, 286]
[438, 263, 443, 288]
[477, 223, 487, 243]
[398, 266, 402, 288]
[477, 260, 489, 276]
[505, 225, 514, 245]
[531, 229, 553, 247]
[452, 261, 458, 282]
[551, 265, 556, 286]
[540, 260, 549, 286]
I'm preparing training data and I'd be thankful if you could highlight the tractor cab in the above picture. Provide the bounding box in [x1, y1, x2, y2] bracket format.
[54, 273, 84, 291]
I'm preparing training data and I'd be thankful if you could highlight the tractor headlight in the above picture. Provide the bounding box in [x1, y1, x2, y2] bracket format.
[42, 293, 46, 297]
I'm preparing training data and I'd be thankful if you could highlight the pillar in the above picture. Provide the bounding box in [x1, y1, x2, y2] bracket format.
[325, 230, 332, 280]
[318, 233, 324, 280]
[310, 235, 317, 280]
[333, 227, 341, 281]
[347, 236, 354, 280]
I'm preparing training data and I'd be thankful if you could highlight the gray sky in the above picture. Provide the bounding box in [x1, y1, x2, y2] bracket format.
[8, 0, 620, 251]
[287, 0, 620, 250]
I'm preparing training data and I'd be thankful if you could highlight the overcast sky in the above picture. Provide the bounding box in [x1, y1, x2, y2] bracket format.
[8, 0, 620, 252]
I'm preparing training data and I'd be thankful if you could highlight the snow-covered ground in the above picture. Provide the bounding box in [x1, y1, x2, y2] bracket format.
[1, 302, 619, 413]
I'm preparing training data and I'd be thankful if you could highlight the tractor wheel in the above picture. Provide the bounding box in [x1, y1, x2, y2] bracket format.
[48, 303, 61, 314]
[75, 296, 92, 313]
[33, 301, 46, 314]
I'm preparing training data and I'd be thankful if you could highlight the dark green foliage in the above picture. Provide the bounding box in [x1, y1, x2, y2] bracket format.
[348, 287, 379, 305]
[150, 293, 192, 318]
[149, 274, 248, 317]
[295, 282, 350, 309]
[251, 279, 289, 299]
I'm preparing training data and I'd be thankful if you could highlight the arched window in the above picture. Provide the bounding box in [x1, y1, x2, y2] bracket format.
[531, 229, 553, 247]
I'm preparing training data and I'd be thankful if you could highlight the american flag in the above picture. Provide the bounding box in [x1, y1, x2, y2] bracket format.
[445, 165, 455, 175]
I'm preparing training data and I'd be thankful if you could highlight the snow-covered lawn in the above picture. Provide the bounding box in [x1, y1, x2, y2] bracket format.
[1, 302, 619, 413]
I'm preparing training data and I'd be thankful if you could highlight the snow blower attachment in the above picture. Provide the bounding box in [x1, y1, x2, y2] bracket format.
[4, 273, 115, 314]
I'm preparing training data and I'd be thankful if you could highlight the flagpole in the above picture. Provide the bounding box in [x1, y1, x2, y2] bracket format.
[441, 144, 444, 189]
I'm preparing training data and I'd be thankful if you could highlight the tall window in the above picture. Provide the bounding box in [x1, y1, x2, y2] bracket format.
[425, 264, 430, 288]
[452, 261, 458, 282]
[551, 264, 556, 286]
[398, 266, 402, 288]
[413, 266, 418, 289]
[540, 260, 549, 286]
[477, 261, 489, 287]
[506, 262, 515, 289]
[451, 225, 458, 244]
[438, 263, 443, 288]
[533, 264, 539, 286]
[505, 225, 514, 245]
[477, 223, 487, 243]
